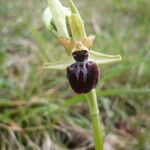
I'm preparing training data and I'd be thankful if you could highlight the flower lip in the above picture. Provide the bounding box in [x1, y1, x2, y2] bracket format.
[66, 60, 99, 93]
[72, 50, 89, 62]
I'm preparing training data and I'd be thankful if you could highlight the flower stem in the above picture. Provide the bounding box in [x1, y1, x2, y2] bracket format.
[46, 0, 104, 149]
[86, 89, 103, 150]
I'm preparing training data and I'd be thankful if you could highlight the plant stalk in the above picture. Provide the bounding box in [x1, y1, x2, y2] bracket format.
[47, 0, 104, 149]
[86, 89, 103, 150]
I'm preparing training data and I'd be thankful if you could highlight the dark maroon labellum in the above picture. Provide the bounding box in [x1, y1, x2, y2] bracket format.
[66, 50, 99, 94]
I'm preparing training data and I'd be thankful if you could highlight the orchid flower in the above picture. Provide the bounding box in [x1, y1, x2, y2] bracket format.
[42, 0, 122, 149]
[42, 1, 122, 70]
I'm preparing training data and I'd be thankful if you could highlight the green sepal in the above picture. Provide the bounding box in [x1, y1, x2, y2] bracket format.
[46, 0, 70, 39]
[42, 6, 71, 32]
[68, 0, 86, 40]
[44, 50, 122, 70]
[42, 7, 53, 30]
[44, 55, 74, 70]
[90, 50, 122, 65]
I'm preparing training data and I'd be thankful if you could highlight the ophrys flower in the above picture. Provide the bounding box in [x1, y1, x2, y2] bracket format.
[42, 0, 122, 149]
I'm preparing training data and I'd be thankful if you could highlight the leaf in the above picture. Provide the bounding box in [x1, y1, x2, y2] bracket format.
[44, 55, 74, 70]
[90, 50, 122, 65]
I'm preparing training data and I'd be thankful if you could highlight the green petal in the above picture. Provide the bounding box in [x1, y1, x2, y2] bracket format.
[44, 56, 74, 70]
[90, 50, 122, 65]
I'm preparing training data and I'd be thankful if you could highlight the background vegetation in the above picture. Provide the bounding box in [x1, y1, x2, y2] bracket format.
[0, 0, 150, 149]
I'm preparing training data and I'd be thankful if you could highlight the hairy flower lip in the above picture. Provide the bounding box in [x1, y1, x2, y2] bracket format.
[67, 60, 99, 93]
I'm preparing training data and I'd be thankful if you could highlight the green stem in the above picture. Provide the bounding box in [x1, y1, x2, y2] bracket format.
[86, 89, 103, 150]
[47, 0, 104, 149]
[69, 1, 104, 148]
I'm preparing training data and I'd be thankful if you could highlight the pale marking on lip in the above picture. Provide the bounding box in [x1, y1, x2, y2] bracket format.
[82, 61, 87, 82]
[75, 61, 87, 82]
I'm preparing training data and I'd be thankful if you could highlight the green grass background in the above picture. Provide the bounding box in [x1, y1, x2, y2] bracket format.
[0, 0, 150, 149]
